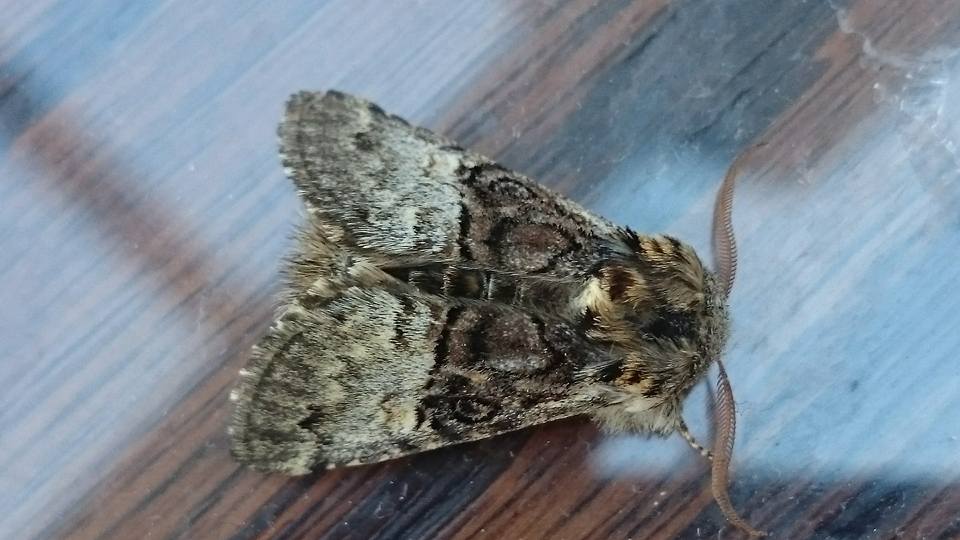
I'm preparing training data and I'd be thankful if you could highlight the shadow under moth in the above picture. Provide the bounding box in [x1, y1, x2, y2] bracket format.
[229, 90, 765, 536]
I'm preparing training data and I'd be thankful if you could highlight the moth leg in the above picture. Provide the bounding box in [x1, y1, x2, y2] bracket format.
[677, 416, 713, 461]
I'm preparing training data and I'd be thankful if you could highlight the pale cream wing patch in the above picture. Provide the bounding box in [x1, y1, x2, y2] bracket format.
[279, 90, 466, 259]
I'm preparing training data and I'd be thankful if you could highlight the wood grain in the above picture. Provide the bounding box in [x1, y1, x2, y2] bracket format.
[3, 1, 960, 538]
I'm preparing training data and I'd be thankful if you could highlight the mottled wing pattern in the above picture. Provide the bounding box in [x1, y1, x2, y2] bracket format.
[230, 91, 632, 473]
[278, 90, 630, 275]
[230, 262, 612, 473]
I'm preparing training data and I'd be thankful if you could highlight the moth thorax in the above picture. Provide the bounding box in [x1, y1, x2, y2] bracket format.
[632, 235, 709, 309]
[575, 236, 728, 383]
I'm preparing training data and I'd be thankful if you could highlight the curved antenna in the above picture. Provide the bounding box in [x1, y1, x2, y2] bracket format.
[708, 144, 767, 537]
[712, 360, 766, 537]
[713, 143, 764, 298]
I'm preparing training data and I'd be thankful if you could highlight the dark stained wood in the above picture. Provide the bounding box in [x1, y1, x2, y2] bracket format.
[3, 1, 960, 538]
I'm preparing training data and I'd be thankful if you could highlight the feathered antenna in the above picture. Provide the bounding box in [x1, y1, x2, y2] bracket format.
[709, 144, 767, 537]
[713, 149, 744, 297]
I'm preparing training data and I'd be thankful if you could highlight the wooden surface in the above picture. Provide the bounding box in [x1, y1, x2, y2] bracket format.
[3, 1, 960, 538]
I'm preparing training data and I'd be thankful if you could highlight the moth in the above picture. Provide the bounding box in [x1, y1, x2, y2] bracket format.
[229, 90, 764, 536]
